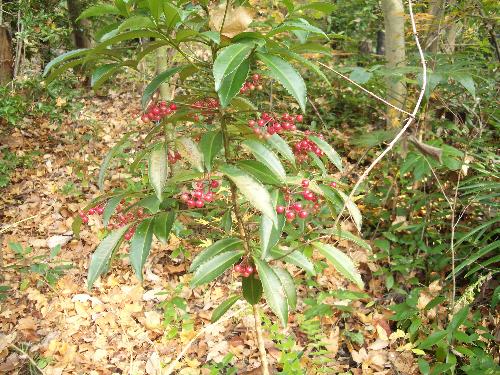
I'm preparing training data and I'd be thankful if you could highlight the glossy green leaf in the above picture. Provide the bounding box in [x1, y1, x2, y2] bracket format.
[142, 65, 186, 108]
[269, 248, 315, 275]
[260, 190, 285, 259]
[418, 331, 448, 350]
[237, 160, 282, 185]
[449, 306, 469, 334]
[273, 267, 297, 310]
[137, 195, 161, 214]
[267, 19, 328, 39]
[176, 137, 204, 172]
[242, 139, 286, 182]
[103, 196, 122, 226]
[213, 43, 254, 91]
[43, 49, 88, 77]
[118, 15, 155, 31]
[149, 144, 168, 202]
[190, 250, 244, 287]
[242, 275, 263, 305]
[153, 211, 175, 244]
[266, 134, 296, 166]
[309, 135, 343, 172]
[308, 151, 327, 175]
[130, 218, 154, 281]
[91, 64, 121, 89]
[220, 164, 278, 227]
[190, 237, 243, 272]
[257, 53, 307, 113]
[254, 258, 288, 326]
[199, 131, 223, 172]
[218, 59, 249, 108]
[98, 134, 130, 190]
[87, 225, 130, 289]
[337, 190, 362, 232]
[77, 4, 121, 20]
[211, 295, 239, 323]
[230, 97, 257, 111]
[312, 242, 364, 288]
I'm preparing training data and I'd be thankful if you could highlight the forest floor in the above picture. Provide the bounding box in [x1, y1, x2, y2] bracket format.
[0, 90, 434, 375]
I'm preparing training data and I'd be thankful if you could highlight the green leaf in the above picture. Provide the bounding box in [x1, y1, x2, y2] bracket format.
[176, 137, 204, 172]
[349, 67, 373, 84]
[118, 15, 155, 31]
[77, 4, 121, 20]
[199, 131, 223, 172]
[267, 19, 328, 39]
[98, 135, 130, 190]
[237, 160, 282, 185]
[448, 306, 469, 335]
[153, 211, 175, 244]
[87, 225, 130, 289]
[213, 43, 254, 91]
[130, 218, 155, 281]
[273, 267, 297, 310]
[200, 31, 220, 44]
[142, 65, 186, 108]
[148, 0, 161, 21]
[418, 331, 448, 350]
[418, 358, 430, 375]
[242, 139, 286, 182]
[325, 229, 372, 251]
[91, 64, 121, 89]
[220, 164, 278, 227]
[308, 151, 327, 175]
[337, 190, 362, 232]
[256, 53, 307, 113]
[254, 258, 288, 326]
[190, 238, 243, 272]
[277, 49, 331, 86]
[309, 136, 343, 172]
[295, 2, 336, 13]
[43, 49, 88, 77]
[312, 242, 364, 288]
[266, 134, 296, 166]
[103, 196, 122, 226]
[218, 59, 249, 108]
[190, 250, 244, 287]
[137, 195, 161, 214]
[211, 295, 239, 323]
[269, 248, 315, 275]
[230, 97, 257, 111]
[260, 190, 285, 259]
[242, 275, 263, 305]
[452, 73, 476, 97]
[149, 144, 168, 202]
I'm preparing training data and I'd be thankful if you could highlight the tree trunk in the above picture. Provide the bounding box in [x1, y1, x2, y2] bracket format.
[67, 0, 91, 49]
[376, 30, 385, 55]
[425, 0, 446, 53]
[0, 25, 13, 85]
[156, 46, 175, 100]
[381, 0, 406, 128]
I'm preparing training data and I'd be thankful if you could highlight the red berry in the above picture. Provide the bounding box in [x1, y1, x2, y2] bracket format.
[301, 179, 310, 188]
[81, 215, 89, 223]
[137, 208, 144, 217]
[257, 119, 265, 127]
[96, 206, 105, 215]
[152, 107, 160, 115]
[88, 208, 96, 215]
[296, 114, 303, 122]
[292, 202, 302, 212]
[141, 115, 150, 123]
[204, 192, 214, 202]
[235, 264, 243, 273]
[242, 271, 251, 278]
[285, 211, 296, 221]
[181, 193, 190, 202]
[210, 180, 219, 189]
[169, 103, 177, 110]
[246, 265, 254, 274]
[124, 232, 132, 241]
[298, 210, 308, 219]
[330, 181, 337, 188]
[252, 73, 260, 81]
[248, 120, 256, 127]
[159, 101, 167, 107]
[187, 200, 196, 208]
[195, 199, 204, 208]
[193, 190, 203, 199]
[276, 205, 285, 214]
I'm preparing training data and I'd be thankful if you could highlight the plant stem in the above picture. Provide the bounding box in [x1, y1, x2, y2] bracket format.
[253, 305, 270, 375]
[220, 113, 269, 374]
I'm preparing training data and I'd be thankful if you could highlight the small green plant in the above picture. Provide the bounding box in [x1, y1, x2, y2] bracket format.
[203, 353, 237, 375]
[157, 285, 193, 340]
[7, 242, 72, 290]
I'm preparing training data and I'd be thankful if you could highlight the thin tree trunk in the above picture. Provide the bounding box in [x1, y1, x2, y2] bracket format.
[0, 25, 13, 85]
[156, 46, 175, 100]
[67, 0, 91, 49]
[425, 0, 446, 53]
[381, 0, 406, 128]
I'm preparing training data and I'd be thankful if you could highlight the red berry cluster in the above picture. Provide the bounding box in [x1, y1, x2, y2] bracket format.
[293, 132, 325, 163]
[191, 97, 220, 121]
[276, 179, 321, 222]
[248, 112, 303, 138]
[79, 204, 105, 224]
[168, 150, 182, 164]
[234, 262, 254, 278]
[180, 179, 220, 209]
[240, 74, 263, 94]
[141, 101, 178, 123]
